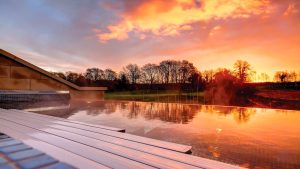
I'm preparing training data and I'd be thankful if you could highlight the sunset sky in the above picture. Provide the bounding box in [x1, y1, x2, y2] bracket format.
[0, 0, 299, 78]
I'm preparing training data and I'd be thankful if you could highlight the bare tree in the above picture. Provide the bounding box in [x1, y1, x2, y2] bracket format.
[104, 68, 117, 81]
[233, 60, 251, 82]
[178, 60, 196, 83]
[141, 63, 158, 85]
[274, 71, 298, 82]
[289, 71, 297, 82]
[274, 71, 289, 82]
[170, 61, 180, 83]
[259, 72, 270, 82]
[65, 71, 79, 83]
[85, 68, 104, 81]
[124, 64, 141, 84]
[159, 60, 173, 84]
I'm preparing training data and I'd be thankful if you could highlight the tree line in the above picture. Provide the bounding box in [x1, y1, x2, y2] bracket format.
[52, 60, 300, 90]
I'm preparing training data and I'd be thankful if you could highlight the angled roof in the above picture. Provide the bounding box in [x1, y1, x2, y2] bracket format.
[0, 49, 107, 91]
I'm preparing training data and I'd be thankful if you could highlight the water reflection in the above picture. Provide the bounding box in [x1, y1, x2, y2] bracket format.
[199, 105, 256, 124]
[2, 100, 299, 169]
[25, 100, 257, 124]
[125, 102, 198, 123]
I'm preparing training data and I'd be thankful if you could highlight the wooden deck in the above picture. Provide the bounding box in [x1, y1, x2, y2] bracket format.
[0, 108, 243, 169]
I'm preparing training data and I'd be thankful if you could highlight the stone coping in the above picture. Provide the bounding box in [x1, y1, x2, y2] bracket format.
[0, 90, 69, 94]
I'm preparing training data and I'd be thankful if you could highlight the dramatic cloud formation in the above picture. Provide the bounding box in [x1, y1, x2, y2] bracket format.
[97, 0, 271, 42]
[0, 0, 299, 77]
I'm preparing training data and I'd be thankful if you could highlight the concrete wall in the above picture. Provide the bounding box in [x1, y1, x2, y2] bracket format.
[0, 53, 104, 100]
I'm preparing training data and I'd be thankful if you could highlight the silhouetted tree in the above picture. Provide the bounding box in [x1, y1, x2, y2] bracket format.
[124, 64, 141, 84]
[274, 71, 298, 82]
[116, 71, 129, 90]
[170, 60, 180, 83]
[65, 71, 80, 83]
[179, 60, 196, 84]
[141, 63, 158, 85]
[233, 60, 251, 82]
[159, 60, 173, 84]
[259, 72, 270, 82]
[74, 74, 86, 86]
[104, 68, 117, 81]
[289, 71, 297, 82]
[85, 68, 104, 81]
[274, 71, 289, 82]
[55, 59, 300, 93]
[189, 71, 204, 90]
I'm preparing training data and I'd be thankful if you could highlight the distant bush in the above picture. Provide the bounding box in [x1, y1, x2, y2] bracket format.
[204, 69, 256, 105]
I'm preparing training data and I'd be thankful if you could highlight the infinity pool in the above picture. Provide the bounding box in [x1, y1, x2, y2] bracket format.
[8, 100, 300, 169]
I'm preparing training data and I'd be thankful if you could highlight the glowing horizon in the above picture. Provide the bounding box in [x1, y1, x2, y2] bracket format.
[0, 0, 299, 80]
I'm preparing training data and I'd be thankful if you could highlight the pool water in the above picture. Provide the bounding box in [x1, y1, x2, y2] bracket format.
[11, 100, 300, 169]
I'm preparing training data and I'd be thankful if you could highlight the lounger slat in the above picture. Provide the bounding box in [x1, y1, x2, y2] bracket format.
[10, 109, 192, 153]
[0, 120, 155, 169]
[0, 117, 200, 169]
[1, 110, 241, 169]
[0, 109, 243, 169]
[0, 125, 109, 169]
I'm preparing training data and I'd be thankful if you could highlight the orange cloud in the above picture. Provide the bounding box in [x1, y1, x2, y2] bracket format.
[284, 3, 299, 16]
[97, 0, 271, 42]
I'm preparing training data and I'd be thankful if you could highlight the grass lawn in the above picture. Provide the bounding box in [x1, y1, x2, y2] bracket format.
[104, 90, 204, 103]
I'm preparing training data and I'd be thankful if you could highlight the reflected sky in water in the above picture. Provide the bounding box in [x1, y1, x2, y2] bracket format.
[15, 100, 300, 169]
